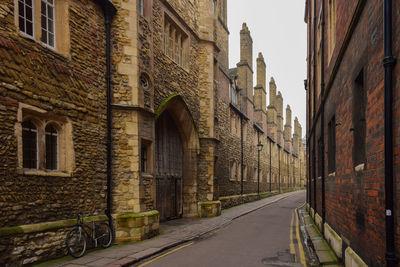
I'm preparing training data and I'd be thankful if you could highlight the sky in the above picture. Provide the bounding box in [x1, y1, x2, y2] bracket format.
[228, 0, 307, 134]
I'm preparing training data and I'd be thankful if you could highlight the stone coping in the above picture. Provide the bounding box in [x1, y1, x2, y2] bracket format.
[114, 210, 159, 220]
[219, 191, 279, 201]
[0, 214, 108, 237]
[0, 211, 160, 237]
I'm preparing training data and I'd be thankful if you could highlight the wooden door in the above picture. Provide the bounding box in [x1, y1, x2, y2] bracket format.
[155, 111, 183, 221]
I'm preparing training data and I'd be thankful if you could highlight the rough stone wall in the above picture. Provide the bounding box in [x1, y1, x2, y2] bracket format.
[110, 0, 141, 216]
[0, 0, 108, 264]
[0, 0, 107, 226]
[152, 1, 200, 121]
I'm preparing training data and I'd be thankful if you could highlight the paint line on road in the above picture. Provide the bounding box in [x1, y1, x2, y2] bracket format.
[138, 242, 194, 267]
[289, 209, 296, 259]
[295, 203, 306, 266]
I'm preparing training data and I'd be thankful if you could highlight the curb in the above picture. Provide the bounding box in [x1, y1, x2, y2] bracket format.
[298, 205, 342, 267]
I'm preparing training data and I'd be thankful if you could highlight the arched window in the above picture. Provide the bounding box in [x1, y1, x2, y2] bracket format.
[22, 120, 38, 169]
[45, 124, 58, 170]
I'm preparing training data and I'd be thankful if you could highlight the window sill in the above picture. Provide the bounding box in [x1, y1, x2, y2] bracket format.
[328, 172, 336, 177]
[19, 169, 72, 177]
[354, 163, 365, 172]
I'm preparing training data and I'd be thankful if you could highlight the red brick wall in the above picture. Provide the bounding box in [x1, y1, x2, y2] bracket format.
[306, 0, 399, 266]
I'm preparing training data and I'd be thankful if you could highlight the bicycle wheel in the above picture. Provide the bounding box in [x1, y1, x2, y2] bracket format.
[66, 227, 87, 258]
[97, 222, 113, 248]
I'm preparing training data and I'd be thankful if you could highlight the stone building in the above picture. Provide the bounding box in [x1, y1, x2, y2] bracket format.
[305, 0, 399, 266]
[0, 0, 116, 264]
[0, 0, 305, 265]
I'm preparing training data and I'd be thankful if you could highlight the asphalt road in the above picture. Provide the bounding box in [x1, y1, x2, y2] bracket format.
[134, 191, 306, 267]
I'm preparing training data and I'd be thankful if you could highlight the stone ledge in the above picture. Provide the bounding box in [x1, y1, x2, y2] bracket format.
[114, 210, 159, 243]
[324, 222, 343, 259]
[219, 191, 279, 209]
[197, 201, 221, 218]
[345, 247, 368, 267]
[0, 214, 108, 237]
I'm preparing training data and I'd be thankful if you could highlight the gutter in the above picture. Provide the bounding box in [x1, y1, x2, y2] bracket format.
[253, 123, 264, 134]
[383, 0, 397, 265]
[230, 103, 249, 121]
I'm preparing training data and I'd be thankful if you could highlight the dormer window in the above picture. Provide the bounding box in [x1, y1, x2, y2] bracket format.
[230, 82, 238, 105]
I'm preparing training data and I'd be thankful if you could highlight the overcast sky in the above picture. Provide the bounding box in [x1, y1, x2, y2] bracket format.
[228, 0, 307, 135]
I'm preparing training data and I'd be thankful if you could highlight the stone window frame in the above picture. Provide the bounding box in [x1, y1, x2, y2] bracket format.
[229, 160, 237, 181]
[163, 12, 189, 69]
[140, 139, 153, 174]
[230, 81, 238, 105]
[15, 103, 75, 177]
[236, 161, 241, 182]
[327, 0, 336, 62]
[14, 0, 70, 56]
[40, 0, 55, 48]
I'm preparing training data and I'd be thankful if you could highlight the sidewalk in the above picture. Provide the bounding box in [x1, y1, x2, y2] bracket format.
[297, 205, 342, 267]
[37, 190, 304, 267]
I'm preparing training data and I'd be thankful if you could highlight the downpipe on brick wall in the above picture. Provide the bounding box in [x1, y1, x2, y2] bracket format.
[383, 0, 397, 266]
[312, 0, 317, 218]
[320, 0, 326, 235]
[306, 0, 312, 209]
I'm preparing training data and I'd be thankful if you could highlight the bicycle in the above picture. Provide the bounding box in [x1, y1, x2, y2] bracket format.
[65, 212, 113, 258]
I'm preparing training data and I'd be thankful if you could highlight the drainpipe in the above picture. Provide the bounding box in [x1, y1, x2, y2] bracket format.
[269, 140, 272, 192]
[240, 116, 244, 195]
[383, 0, 397, 266]
[320, 0, 326, 235]
[307, 0, 312, 207]
[257, 131, 260, 195]
[312, 0, 317, 218]
[287, 153, 289, 189]
[101, 1, 116, 230]
[278, 144, 281, 193]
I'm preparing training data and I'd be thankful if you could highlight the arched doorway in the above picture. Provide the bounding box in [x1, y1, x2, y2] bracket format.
[155, 95, 200, 221]
[155, 111, 183, 221]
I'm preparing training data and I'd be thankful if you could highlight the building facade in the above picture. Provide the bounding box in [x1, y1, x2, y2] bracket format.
[305, 0, 399, 266]
[0, 0, 305, 265]
[0, 0, 115, 264]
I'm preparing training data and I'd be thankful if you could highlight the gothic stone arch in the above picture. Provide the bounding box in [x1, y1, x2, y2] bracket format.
[155, 95, 199, 220]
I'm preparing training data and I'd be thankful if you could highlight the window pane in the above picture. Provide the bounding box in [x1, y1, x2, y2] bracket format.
[22, 121, 37, 169]
[41, 29, 47, 43]
[41, 1, 46, 15]
[26, 21, 33, 36]
[26, 0, 32, 6]
[41, 15, 47, 29]
[47, 5, 53, 19]
[18, 1, 25, 16]
[48, 33, 54, 47]
[19, 16, 25, 32]
[45, 125, 58, 170]
[48, 18, 54, 33]
[26, 4, 32, 21]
